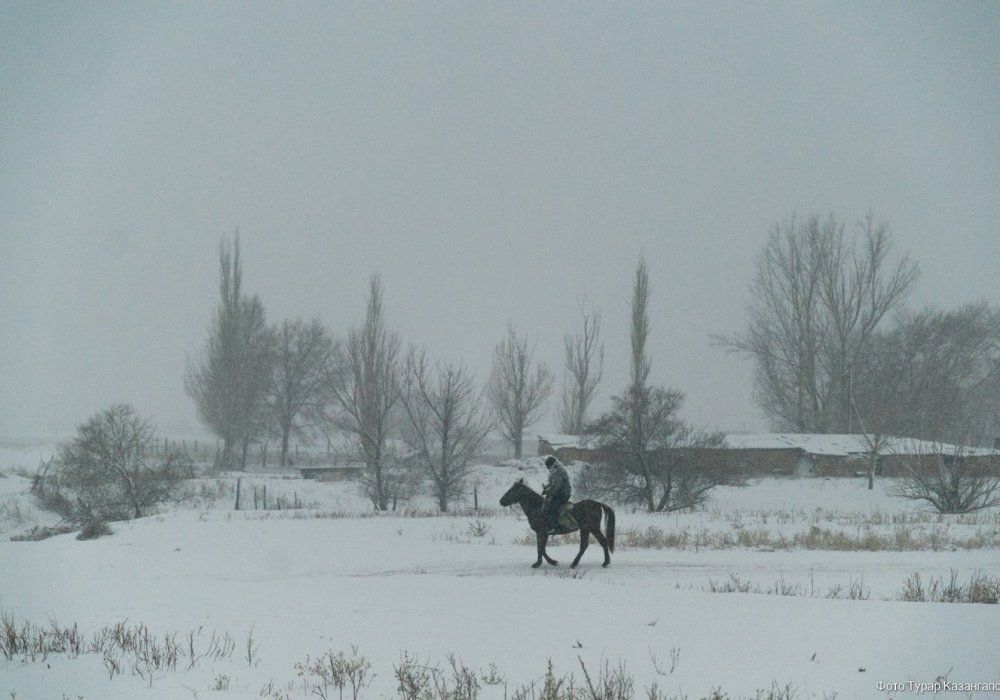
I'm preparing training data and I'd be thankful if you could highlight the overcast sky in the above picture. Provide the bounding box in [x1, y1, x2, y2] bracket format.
[2, 1, 999, 440]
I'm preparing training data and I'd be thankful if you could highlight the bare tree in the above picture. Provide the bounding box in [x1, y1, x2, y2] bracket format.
[818, 304, 1000, 491]
[487, 323, 554, 459]
[733, 216, 826, 432]
[400, 347, 494, 511]
[34, 404, 190, 523]
[234, 298, 275, 468]
[581, 257, 730, 511]
[717, 213, 917, 433]
[819, 212, 919, 432]
[185, 235, 274, 470]
[629, 257, 652, 395]
[557, 302, 604, 434]
[853, 304, 1000, 445]
[842, 329, 906, 490]
[269, 318, 341, 467]
[328, 275, 402, 510]
[888, 445, 1000, 514]
[579, 394, 729, 512]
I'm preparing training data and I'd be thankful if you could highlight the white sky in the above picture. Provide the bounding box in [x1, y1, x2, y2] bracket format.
[2, 1, 999, 438]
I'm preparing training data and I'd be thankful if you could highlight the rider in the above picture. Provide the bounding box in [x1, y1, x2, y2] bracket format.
[542, 455, 571, 534]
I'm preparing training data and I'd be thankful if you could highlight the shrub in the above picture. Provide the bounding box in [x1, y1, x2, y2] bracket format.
[896, 570, 1000, 604]
[33, 404, 191, 523]
[889, 449, 1000, 514]
[467, 520, 491, 538]
[9, 523, 77, 542]
[297, 646, 374, 700]
[76, 518, 113, 540]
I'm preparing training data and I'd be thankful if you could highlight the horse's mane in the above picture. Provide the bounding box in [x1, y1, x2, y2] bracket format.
[515, 478, 541, 497]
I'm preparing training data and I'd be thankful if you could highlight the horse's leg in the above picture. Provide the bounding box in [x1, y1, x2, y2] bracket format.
[542, 533, 559, 566]
[533, 532, 548, 568]
[570, 530, 590, 568]
[592, 526, 611, 567]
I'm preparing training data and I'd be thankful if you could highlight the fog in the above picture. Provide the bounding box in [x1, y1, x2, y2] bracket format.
[2, 2, 998, 439]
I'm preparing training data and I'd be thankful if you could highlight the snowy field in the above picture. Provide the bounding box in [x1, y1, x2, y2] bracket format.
[1, 445, 999, 699]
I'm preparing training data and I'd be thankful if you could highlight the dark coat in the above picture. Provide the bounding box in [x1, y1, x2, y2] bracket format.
[543, 462, 571, 504]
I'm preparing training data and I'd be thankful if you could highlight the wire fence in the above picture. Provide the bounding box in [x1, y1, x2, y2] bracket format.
[141, 438, 337, 472]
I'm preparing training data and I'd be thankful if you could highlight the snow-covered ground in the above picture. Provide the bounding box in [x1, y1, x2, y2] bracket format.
[1, 451, 999, 699]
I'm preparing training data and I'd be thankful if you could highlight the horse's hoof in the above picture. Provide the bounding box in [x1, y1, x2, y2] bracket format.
[602, 562, 610, 568]
[532, 562, 542, 568]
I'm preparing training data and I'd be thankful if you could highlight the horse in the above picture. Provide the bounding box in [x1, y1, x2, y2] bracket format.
[499, 478, 615, 568]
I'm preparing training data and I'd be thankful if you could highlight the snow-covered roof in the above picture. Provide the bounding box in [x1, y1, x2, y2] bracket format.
[723, 433, 1000, 457]
[538, 434, 587, 449]
[539, 432, 999, 458]
[723, 433, 869, 455]
[538, 433, 606, 450]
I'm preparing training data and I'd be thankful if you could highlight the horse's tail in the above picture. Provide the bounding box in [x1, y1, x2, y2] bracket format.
[602, 503, 616, 553]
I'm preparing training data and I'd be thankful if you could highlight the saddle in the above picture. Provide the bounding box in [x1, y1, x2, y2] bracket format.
[551, 502, 578, 532]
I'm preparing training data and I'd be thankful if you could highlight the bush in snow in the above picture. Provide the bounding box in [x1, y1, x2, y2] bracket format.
[889, 447, 1000, 514]
[76, 517, 112, 540]
[33, 404, 191, 523]
[896, 570, 1000, 604]
[576, 393, 735, 513]
[296, 646, 374, 700]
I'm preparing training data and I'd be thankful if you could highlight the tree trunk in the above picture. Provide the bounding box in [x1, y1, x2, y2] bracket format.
[221, 437, 236, 471]
[280, 429, 291, 467]
[374, 461, 388, 511]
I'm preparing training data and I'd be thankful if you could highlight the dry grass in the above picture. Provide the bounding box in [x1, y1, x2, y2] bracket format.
[896, 570, 1000, 604]
[517, 522, 1000, 552]
[699, 570, 1000, 604]
[2, 609, 817, 700]
[700, 573, 870, 600]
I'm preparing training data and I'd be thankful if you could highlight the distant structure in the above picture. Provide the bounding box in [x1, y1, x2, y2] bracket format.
[538, 433, 1000, 478]
[298, 464, 364, 481]
[536, 434, 601, 464]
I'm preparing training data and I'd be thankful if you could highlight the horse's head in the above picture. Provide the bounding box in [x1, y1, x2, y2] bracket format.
[499, 478, 527, 507]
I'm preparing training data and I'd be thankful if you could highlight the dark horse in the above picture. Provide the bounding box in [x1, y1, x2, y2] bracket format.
[500, 479, 615, 568]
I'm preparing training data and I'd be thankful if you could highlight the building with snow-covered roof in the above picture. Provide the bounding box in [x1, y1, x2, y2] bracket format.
[537, 434, 601, 463]
[538, 432, 1000, 478]
[721, 433, 1000, 477]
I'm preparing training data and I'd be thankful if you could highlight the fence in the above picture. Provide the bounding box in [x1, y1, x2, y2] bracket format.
[141, 438, 336, 472]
